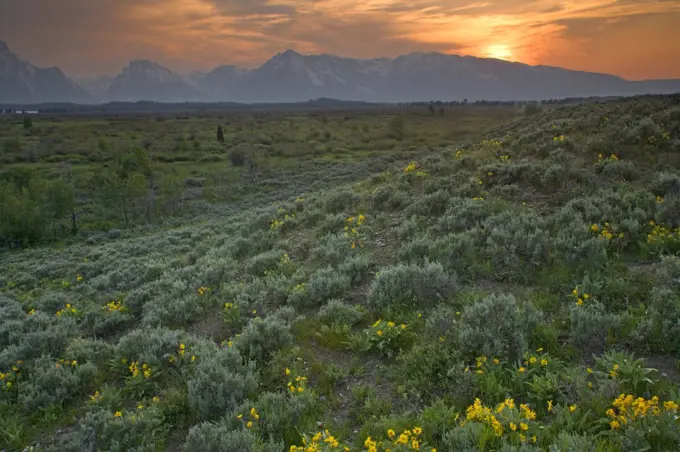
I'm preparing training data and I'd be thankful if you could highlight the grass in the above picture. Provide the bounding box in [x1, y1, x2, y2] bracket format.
[1, 96, 680, 451]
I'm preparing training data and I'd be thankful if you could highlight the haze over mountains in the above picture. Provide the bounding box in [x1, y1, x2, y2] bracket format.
[2, 39, 680, 104]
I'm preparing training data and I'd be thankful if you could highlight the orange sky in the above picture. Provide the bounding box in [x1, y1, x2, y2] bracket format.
[1, 0, 679, 79]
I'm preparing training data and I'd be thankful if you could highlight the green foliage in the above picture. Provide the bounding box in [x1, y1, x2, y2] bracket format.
[4, 96, 680, 450]
[317, 300, 364, 327]
[187, 347, 259, 421]
[457, 293, 542, 360]
[232, 314, 293, 366]
[367, 261, 458, 311]
[184, 423, 282, 452]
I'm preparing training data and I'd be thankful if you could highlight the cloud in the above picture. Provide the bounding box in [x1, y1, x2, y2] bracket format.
[0, 0, 678, 79]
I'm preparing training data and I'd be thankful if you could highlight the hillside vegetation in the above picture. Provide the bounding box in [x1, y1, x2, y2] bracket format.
[1, 96, 680, 451]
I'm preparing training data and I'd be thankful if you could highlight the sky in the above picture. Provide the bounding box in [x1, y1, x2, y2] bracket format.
[1, 0, 680, 80]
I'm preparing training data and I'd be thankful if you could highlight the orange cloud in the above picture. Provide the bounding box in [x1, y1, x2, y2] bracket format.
[0, 0, 679, 79]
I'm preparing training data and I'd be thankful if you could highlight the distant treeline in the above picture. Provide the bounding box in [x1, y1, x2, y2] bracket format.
[0, 94, 663, 115]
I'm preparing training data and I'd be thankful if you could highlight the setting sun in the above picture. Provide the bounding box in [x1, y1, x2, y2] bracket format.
[486, 45, 513, 61]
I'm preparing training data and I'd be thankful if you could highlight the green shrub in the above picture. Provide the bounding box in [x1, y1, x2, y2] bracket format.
[480, 210, 552, 282]
[317, 300, 364, 327]
[228, 391, 318, 446]
[58, 405, 169, 452]
[301, 266, 352, 308]
[17, 356, 97, 411]
[184, 424, 283, 452]
[367, 261, 457, 311]
[457, 293, 542, 361]
[337, 254, 372, 285]
[233, 316, 293, 366]
[310, 234, 351, 267]
[247, 250, 287, 277]
[187, 347, 258, 421]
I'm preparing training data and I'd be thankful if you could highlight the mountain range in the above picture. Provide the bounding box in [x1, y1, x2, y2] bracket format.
[2, 39, 680, 104]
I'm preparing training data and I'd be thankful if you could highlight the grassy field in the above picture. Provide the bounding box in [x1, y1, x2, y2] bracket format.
[1, 97, 680, 451]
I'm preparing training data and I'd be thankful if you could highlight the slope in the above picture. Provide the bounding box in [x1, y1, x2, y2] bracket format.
[2, 95, 680, 451]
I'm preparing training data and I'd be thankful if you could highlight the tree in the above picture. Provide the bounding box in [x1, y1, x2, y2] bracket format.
[217, 126, 225, 143]
[23, 116, 33, 129]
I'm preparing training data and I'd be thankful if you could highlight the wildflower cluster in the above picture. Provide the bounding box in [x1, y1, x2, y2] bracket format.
[366, 319, 408, 357]
[55, 303, 78, 317]
[290, 429, 348, 451]
[522, 349, 551, 369]
[344, 214, 366, 249]
[285, 367, 308, 394]
[499, 155, 511, 162]
[570, 286, 592, 307]
[463, 398, 538, 443]
[0, 360, 22, 391]
[364, 426, 434, 451]
[455, 149, 464, 159]
[606, 394, 679, 430]
[590, 222, 624, 241]
[88, 390, 101, 404]
[223, 301, 244, 326]
[54, 358, 78, 369]
[403, 161, 417, 174]
[472, 196, 485, 201]
[270, 207, 297, 230]
[104, 300, 125, 312]
[598, 153, 619, 162]
[553, 135, 565, 143]
[481, 139, 503, 152]
[403, 161, 428, 177]
[197, 286, 211, 296]
[465, 355, 495, 375]
[129, 361, 152, 379]
[647, 220, 680, 245]
[236, 407, 260, 429]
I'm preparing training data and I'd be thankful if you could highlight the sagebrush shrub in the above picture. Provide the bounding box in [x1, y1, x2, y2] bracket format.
[457, 293, 541, 360]
[480, 210, 552, 281]
[184, 423, 282, 452]
[317, 300, 364, 326]
[300, 266, 352, 308]
[228, 391, 318, 446]
[233, 316, 293, 365]
[187, 347, 258, 421]
[18, 355, 97, 411]
[310, 234, 351, 267]
[367, 261, 457, 310]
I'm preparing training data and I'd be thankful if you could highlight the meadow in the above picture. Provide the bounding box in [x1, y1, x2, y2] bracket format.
[1, 96, 680, 451]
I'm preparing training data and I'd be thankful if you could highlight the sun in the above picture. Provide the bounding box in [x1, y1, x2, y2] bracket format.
[486, 45, 513, 61]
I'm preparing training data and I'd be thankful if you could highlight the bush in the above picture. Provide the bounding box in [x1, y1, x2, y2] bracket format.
[228, 146, 246, 166]
[569, 301, 633, 351]
[367, 261, 457, 311]
[480, 210, 552, 282]
[457, 293, 542, 360]
[57, 405, 168, 452]
[187, 347, 258, 421]
[302, 266, 352, 308]
[233, 316, 293, 365]
[184, 424, 282, 452]
[18, 356, 97, 411]
[317, 300, 364, 327]
[229, 391, 318, 446]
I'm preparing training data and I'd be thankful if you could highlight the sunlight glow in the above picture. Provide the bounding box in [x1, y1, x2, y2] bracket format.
[486, 44, 513, 60]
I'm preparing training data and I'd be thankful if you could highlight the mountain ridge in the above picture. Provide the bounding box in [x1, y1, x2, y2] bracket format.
[2, 40, 679, 104]
[0, 39, 91, 103]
